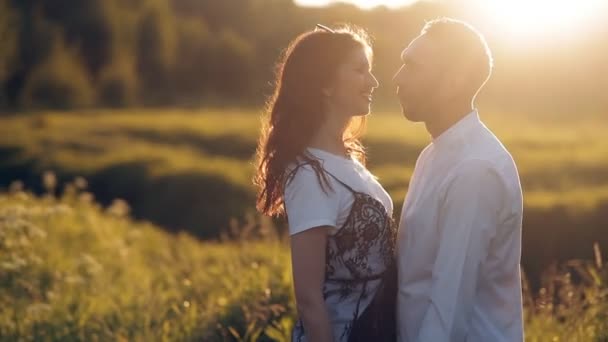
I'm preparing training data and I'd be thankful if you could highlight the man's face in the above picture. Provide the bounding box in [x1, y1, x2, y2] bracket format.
[393, 34, 444, 123]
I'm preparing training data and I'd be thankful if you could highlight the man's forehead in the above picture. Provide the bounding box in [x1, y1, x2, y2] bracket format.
[401, 35, 433, 61]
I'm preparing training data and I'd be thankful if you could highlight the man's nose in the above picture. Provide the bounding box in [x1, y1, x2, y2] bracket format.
[370, 73, 379, 89]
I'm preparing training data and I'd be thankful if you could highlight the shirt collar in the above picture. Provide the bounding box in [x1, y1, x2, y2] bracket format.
[432, 109, 481, 150]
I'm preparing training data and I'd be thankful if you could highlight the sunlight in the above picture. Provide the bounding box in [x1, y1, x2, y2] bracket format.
[295, 0, 418, 10]
[473, 0, 605, 37]
[296, 0, 605, 38]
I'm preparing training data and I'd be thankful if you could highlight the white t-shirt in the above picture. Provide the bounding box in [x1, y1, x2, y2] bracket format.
[284, 148, 393, 236]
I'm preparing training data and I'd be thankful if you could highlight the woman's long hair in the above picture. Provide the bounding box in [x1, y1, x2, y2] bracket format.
[254, 26, 373, 217]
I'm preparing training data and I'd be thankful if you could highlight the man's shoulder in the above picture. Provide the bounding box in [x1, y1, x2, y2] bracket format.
[418, 142, 434, 159]
[451, 131, 522, 197]
[450, 158, 500, 181]
[470, 125, 516, 167]
[452, 137, 519, 183]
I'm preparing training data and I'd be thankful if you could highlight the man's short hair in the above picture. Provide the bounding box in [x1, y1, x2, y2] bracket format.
[422, 17, 493, 97]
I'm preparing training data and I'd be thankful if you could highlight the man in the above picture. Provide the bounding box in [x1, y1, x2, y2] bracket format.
[393, 18, 524, 341]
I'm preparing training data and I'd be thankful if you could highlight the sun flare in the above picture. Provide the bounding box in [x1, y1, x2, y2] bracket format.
[473, 0, 606, 37]
[297, 0, 605, 38]
[295, 0, 417, 10]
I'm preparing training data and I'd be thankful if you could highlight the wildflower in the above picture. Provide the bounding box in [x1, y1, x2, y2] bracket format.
[43, 171, 57, 193]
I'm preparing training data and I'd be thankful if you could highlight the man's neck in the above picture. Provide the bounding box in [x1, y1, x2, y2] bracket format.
[425, 101, 474, 139]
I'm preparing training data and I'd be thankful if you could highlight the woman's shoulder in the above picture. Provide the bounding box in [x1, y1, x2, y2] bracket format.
[285, 149, 371, 194]
[285, 160, 319, 185]
[284, 159, 335, 198]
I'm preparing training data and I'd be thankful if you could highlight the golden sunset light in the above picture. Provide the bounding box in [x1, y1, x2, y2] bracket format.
[2, 0, 608, 340]
[295, 0, 419, 9]
[297, 0, 606, 39]
[471, 0, 606, 37]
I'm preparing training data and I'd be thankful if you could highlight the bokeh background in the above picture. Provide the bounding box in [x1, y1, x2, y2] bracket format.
[1, 0, 607, 340]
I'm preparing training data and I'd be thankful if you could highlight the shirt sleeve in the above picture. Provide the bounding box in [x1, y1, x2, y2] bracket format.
[284, 166, 340, 236]
[416, 159, 508, 341]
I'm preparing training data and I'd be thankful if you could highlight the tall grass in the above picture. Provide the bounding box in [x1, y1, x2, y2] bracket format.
[0, 176, 607, 341]
[0, 178, 294, 341]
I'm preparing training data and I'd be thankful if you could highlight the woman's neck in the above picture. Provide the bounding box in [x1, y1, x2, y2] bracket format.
[309, 112, 350, 157]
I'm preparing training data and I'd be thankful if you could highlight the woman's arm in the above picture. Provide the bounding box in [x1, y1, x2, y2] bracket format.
[291, 226, 333, 342]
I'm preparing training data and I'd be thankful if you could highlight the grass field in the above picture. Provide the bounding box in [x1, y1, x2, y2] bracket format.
[1, 109, 607, 275]
[0, 108, 607, 340]
[2, 108, 608, 211]
[0, 186, 606, 341]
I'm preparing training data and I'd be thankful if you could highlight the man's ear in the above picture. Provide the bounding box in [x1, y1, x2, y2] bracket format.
[451, 71, 469, 92]
[439, 70, 468, 101]
[436, 72, 454, 102]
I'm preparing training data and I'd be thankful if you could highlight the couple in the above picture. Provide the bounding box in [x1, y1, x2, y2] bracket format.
[254, 17, 523, 342]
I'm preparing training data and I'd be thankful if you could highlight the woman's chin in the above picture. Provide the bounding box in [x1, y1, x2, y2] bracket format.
[351, 111, 370, 117]
[353, 105, 372, 117]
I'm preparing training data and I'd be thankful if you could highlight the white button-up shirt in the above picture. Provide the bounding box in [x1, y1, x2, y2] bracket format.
[397, 111, 524, 342]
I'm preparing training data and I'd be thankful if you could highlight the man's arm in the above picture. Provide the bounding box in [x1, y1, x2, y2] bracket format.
[416, 160, 507, 341]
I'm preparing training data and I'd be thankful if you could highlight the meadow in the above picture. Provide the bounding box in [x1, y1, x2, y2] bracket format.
[0, 182, 606, 341]
[0, 108, 607, 340]
[3, 109, 608, 216]
[1, 108, 607, 279]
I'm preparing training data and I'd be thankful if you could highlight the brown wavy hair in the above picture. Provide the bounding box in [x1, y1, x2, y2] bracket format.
[254, 25, 373, 217]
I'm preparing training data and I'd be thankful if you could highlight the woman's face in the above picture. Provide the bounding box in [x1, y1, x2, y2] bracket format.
[324, 45, 379, 118]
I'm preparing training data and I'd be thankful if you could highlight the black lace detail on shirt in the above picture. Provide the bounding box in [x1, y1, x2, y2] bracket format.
[326, 192, 396, 280]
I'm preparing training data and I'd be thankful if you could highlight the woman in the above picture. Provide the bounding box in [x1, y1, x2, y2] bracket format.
[254, 24, 397, 342]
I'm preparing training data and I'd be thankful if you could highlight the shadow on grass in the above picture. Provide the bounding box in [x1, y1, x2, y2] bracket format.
[2, 145, 608, 286]
[0, 146, 44, 192]
[521, 163, 608, 189]
[39, 138, 107, 155]
[86, 162, 255, 239]
[0, 146, 253, 239]
[522, 202, 608, 291]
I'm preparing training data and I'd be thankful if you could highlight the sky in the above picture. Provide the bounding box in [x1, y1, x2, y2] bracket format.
[293, 0, 607, 39]
[294, 0, 421, 10]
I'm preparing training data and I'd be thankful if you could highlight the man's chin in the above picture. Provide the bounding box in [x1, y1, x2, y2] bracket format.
[398, 101, 412, 119]
[400, 107, 417, 121]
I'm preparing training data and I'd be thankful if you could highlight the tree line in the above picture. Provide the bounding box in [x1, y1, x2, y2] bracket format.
[1, 0, 606, 112]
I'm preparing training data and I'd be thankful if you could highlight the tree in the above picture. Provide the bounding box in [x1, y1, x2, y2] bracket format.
[20, 34, 94, 109]
[136, 4, 177, 105]
[0, 0, 19, 108]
